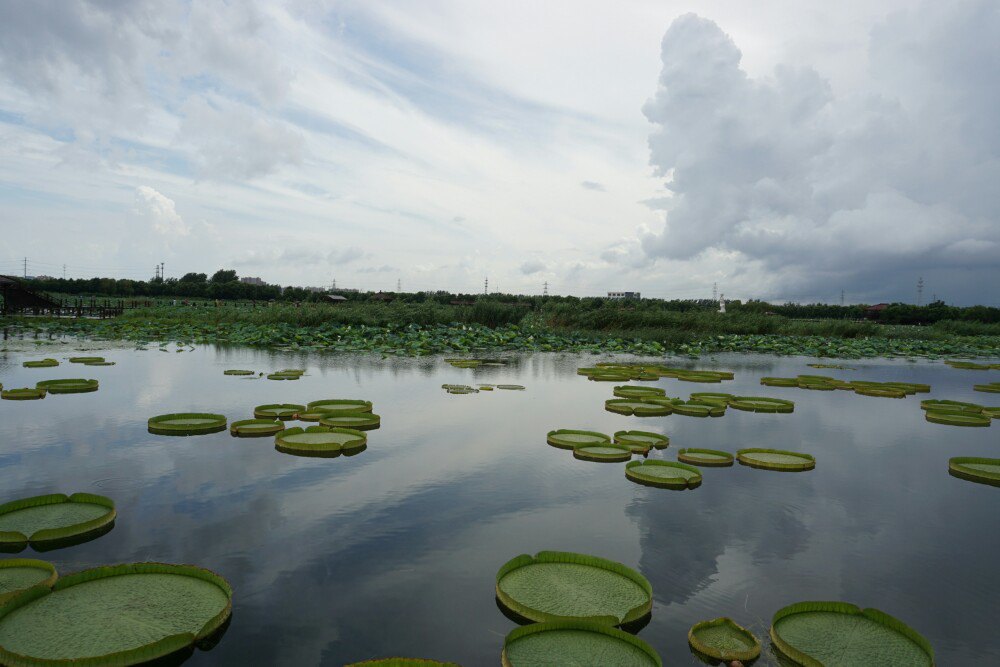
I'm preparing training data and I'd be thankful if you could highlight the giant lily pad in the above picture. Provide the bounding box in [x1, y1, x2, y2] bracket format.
[148, 413, 226, 435]
[688, 617, 760, 662]
[319, 413, 381, 430]
[760, 377, 798, 387]
[546, 430, 610, 450]
[253, 403, 305, 420]
[306, 399, 373, 415]
[497, 384, 525, 391]
[35, 379, 98, 395]
[677, 448, 734, 467]
[22, 359, 58, 368]
[0, 559, 57, 604]
[230, 419, 285, 437]
[738, 448, 814, 471]
[495, 551, 652, 625]
[275, 426, 367, 457]
[501, 621, 661, 667]
[770, 601, 933, 666]
[266, 372, 300, 380]
[0, 493, 115, 551]
[728, 396, 794, 413]
[1, 388, 46, 401]
[974, 382, 1000, 393]
[614, 431, 669, 453]
[604, 399, 672, 416]
[925, 411, 991, 427]
[83, 360, 115, 366]
[949, 457, 1000, 487]
[612, 385, 666, 399]
[672, 401, 725, 417]
[68, 356, 104, 364]
[223, 369, 254, 376]
[573, 443, 632, 462]
[920, 399, 982, 412]
[0, 562, 232, 665]
[625, 460, 702, 489]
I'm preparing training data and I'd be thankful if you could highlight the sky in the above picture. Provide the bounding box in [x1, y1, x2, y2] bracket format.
[0, 0, 997, 305]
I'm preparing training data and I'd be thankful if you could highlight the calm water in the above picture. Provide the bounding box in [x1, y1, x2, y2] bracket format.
[0, 345, 998, 665]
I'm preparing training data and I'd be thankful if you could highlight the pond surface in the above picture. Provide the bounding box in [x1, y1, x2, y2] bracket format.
[0, 346, 997, 665]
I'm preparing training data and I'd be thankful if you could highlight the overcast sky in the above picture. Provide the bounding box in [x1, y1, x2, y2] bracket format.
[1, 0, 997, 304]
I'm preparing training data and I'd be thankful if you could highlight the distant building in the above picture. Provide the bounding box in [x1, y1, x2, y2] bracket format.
[240, 277, 266, 286]
[607, 291, 641, 300]
[33, 275, 55, 281]
[301, 286, 325, 293]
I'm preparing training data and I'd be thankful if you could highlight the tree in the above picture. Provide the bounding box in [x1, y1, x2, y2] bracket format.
[179, 272, 207, 283]
[210, 269, 238, 283]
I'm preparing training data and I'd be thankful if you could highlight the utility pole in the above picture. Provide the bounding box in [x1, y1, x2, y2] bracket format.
[484, 277, 488, 294]
[917, 276, 924, 306]
[712, 282, 717, 301]
[160, 262, 165, 280]
[543, 281, 548, 297]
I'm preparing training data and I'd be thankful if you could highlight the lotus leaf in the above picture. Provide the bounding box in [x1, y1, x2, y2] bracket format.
[677, 448, 734, 467]
[148, 413, 227, 435]
[728, 396, 795, 413]
[0, 493, 115, 550]
[253, 403, 305, 420]
[625, 460, 702, 489]
[949, 457, 1000, 487]
[614, 431, 669, 452]
[573, 443, 632, 462]
[306, 399, 373, 415]
[319, 413, 381, 430]
[688, 617, 760, 662]
[546, 430, 610, 450]
[0, 560, 57, 605]
[738, 448, 815, 471]
[925, 411, 991, 427]
[22, 359, 58, 368]
[275, 426, 367, 456]
[495, 551, 652, 625]
[230, 419, 285, 437]
[1, 388, 46, 401]
[35, 379, 98, 395]
[501, 621, 661, 667]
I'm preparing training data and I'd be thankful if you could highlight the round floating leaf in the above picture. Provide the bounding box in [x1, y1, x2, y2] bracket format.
[982, 407, 1000, 419]
[688, 617, 760, 662]
[223, 369, 254, 376]
[148, 413, 227, 435]
[306, 399, 373, 415]
[949, 457, 1000, 487]
[614, 431, 669, 452]
[0, 493, 115, 550]
[253, 403, 305, 420]
[83, 361, 115, 366]
[945, 360, 991, 370]
[854, 386, 906, 398]
[497, 384, 525, 391]
[625, 460, 702, 489]
[68, 356, 103, 364]
[612, 385, 666, 399]
[0, 559, 58, 605]
[266, 372, 300, 380]
[1, 388, 46, 401]
[689, 392, 734, 401]
[672, 401, 725, 417]
[495, 551, 652, 625]
[728, 396, 794, 413]
[546, 430, 610, 450]
[230, 419, 284, 437]
[737, 448, 815, 471]
[319, 413, 381, 430]
[442, 384, 478, 394]
[677, 448, 734, 467]
[604, 399, 672, 416]
[760, 377, 798, 387]
[770, 600, 933, 667]
[920, 399, 982, 412]
[925, 411, 991, 427]
[974, 382, 1000, 393]
[345, 660, 460, 667]
[22, 359, 58, 368]
[0, 562, 232, 665]
[501, 620, 661, 667]
[573, 443, 632, 462]
[35, 379, 98, 395]
[275, 426, 367, 457]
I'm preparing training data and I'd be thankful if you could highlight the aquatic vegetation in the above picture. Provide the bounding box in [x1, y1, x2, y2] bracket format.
[253, 404, 305, 420]
[148, 413, 227, 435]
[546, 430, 610, 450]
[945, 360, 993, 370]
[501, 621, 661, 667]
[769, 601, 933, 666]
[275, 426, 367, 456]
[319, 413, 381, 430]
[0, 559, 57, 604]
[0, 492, 115, 550]
[1, 388, 46, 400]
[21, 359, 58, 368]
[266, 372, 300, 380]
[727, 396, 795, 413]
[573, 443, 632, 462]
[687, 617, 760, 662]
[920, 399, 982, 412]
[230, 419, 285, 437]
[35, 378, 98, 394]
[223, 369, 255, 376]
[737, 448, 815, 471]
[306, 399, 373, 415]
[442, 384, 478, 394]
[677, 448, 734, 467]
[497, 384, 525, 390]
[68, 356, 104, 364]
[604, 399, 672, 416]
[84, 360, 115, 366]
[925, 411, 991, 427]
[974, 382, 1000, 393]
[625, 460, 702, 489]
[612, 385, 666, 399]
[614, 431, 669, 452]
[495, 551, 652, 625]
[671, 401, 726, 417]
[948, 457, 1000, 487]
[345, 660, 460, 667]
[0, 562, 232, 665]
[760, 377, 799, 387]
[807, 363, 854, 369]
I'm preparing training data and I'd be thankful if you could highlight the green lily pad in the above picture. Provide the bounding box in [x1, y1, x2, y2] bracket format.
[0, 563, 232, 665]
[502, 621, 661, 667]
[925, 411, 991, 427]
[253, 403, 305, 420]
[677, 448, 734, 467]
[604, 399, 672, 416]
[949, 457, 1000, 487]
[0, 559, 58, 605]
[612, 385, 666, 399]
[614, 431, 669, 453]
[625, 460, 702, 489]
[946, 360, 991, 370]
[770, 601, 933, 666]
[0, 493, 115, 550]
[546, 430, 610, 450]
[688, 617, 760, 662]
[223, 369, 255, 376]
[854, 386, 906, 398]
[83, 361, 115, 366]
[672, 401, 726, 417]
[974, 382, 1000, 393]
[573, 443, 633, 462]
[497, 384, 525, 390]
[495, 551, 652, 625]
[738, 448, 815, 471]
[319, 413, 381, 430]
[306, 399, 373, 415]
[230, 419, 285, 437]
[147, 413, 227, 435]
[22, 359, 58, 368]
[275, 426, 367, 457]
[920, 399, 982, 412]
[35, 379, 98, 395]
[266, 372, 300, 380]
[1, 388, 46, 401]
[728, 396, 794, 413]
[68, 356, 104, 364]
[760, 377, 798, 387]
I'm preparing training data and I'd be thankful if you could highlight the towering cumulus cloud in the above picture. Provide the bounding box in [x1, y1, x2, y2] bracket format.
[643, 4, 999, 303]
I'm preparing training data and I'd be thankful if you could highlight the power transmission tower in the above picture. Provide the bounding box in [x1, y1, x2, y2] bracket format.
[543, 281, 548, 296]
[23, 257, 27, 278]
[917, 276, 924, 306]
[160, 262, 165, 280]
[932, 293, 937, 303]
[63, 264, 66, 279]
[712, 282, 717, 301]
[332, 278, 337, 290]
[840, 290, 845, 306]
[484, 277, 488, 294]
[154, 265, 160, 280]
[397, 278, 401, 291]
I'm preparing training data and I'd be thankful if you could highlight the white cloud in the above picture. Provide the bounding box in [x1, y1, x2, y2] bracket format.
[519, 260, 546, 275]
[134, 186, 189, 236]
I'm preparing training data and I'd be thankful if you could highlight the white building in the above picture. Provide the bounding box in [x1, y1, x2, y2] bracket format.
[607, 291, 641, 300]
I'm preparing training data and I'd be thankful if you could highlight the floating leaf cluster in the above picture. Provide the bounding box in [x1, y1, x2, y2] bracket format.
[762, 374, 930, 398]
